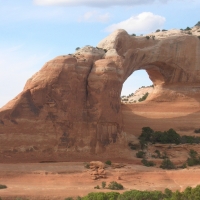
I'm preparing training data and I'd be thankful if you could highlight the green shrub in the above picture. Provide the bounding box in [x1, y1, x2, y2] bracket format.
[65, 198, 74, 200]
[138, 127, 196, 145]
[160, 158, 176, 169]
[146, 36, 150, 40]
[139, 127, 154, 141]
[194, 128, 200, 133]
[162, 29, 168, 31]
[189, 149, 198, 158]
[82, 192, 107, 200]
[81, 185, 200, 200]
[82, 192, 119, 200]
[182, 186, 192, 199]
[136, 151, 146, 158]
[106, 192, 120, 200]
[156, 29, 160, 32]
[164, 188, 173, 198]
[0, 184, 7, 189]
[128, 142, 138, 150]
[118, 190, 164, 200]
[141, 158, 155, 167]
[185, 27, 191, 30]
[177, 163, 187, 169]
[105, 160, 111, 165]
[131, 33, 136, 36]
[187, 149, 200, 166]
[171, 190, 182, 200]
[102, 181, 106, 189]
[138, 92, 149, 102]
[84, 162, 90, 169]
[75, 47, 80, 51]
[107, 181, 124, 190]
[94, 185, 100, 189]
[181, 135, 200, 144]
[187, 157, 199, 166]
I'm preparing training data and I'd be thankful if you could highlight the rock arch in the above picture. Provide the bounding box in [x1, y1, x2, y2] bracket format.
[0, 30, 200, 162]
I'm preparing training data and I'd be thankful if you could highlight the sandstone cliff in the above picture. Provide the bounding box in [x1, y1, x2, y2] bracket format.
[0, 26, 200, 162]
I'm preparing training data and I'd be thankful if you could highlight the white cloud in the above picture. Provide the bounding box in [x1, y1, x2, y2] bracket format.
[78, 11, 111, 22]
[34, 0, 172, 7]
[105, 12, 166, 34]
[0, 45, 51, 108]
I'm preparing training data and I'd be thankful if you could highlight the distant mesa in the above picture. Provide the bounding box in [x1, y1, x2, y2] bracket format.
[0, 23, 200, 162]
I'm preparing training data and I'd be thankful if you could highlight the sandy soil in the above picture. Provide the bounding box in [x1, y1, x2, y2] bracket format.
[0, 162, 200, 200]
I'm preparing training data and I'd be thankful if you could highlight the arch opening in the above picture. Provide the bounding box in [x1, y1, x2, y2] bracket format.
[121, 70, 153, 103]
[121, 65, 167, 103]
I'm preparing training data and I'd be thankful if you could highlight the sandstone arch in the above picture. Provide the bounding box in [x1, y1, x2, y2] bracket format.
[0, 30, 200, 162]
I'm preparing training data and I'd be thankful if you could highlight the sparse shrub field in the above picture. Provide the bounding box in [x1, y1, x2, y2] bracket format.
[65, 185, 200, 200]
[138, 127, 200, 145]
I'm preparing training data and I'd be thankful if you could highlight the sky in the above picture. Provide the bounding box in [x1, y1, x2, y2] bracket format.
[0, 0, 200, 107]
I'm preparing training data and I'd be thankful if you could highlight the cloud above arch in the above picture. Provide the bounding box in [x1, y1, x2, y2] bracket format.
[105, 12, 166, 34]
[34, 0, 172, 7]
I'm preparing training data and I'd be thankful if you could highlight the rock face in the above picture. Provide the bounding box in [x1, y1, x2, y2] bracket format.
[89, 161, 106, 180]
[0, 28, 200, 162]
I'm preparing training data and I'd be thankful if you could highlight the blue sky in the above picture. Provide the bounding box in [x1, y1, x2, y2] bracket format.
[0, 0, 200, 107]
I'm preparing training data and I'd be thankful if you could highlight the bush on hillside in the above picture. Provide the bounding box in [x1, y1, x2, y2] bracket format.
[105, 160, 111, 165]
[107, 181, 124, 190]
[136, 151, 146, 158]
[102, 181, 106, 189]
[185, 27, 191, 30]
[128, 142, 138, 150]
[138, 127, 200, 145]
[160, 158, 176, 169]
[187, 149, 200, 166]
[141, 158, 155, 167]
[138, 92, 149, 102]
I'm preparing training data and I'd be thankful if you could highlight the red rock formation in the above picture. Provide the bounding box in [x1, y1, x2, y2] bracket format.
[0, 29, 200, 162]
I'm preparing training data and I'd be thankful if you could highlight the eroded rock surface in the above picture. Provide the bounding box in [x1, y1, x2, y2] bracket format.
[0, 28, 200, 162]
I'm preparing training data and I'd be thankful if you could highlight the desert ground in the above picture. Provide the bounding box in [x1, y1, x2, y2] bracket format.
[1, 161, 200, 200]
[1, 99, 200, 200]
